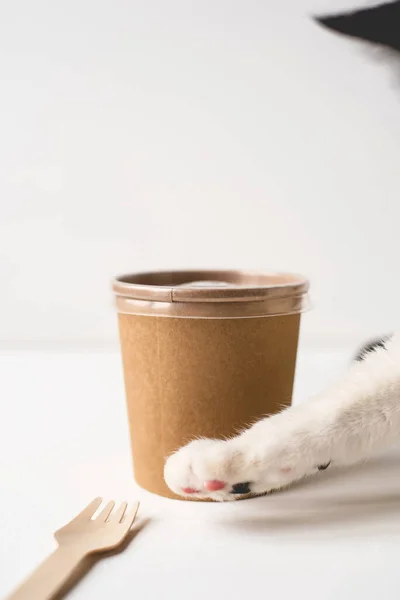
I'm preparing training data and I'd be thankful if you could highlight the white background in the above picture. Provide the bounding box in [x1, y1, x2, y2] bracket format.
[1, 0, 399, 348]
[2, 5, 400, 598]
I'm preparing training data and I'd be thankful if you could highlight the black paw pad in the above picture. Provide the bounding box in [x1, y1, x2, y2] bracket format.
[317, 461, 331, 471]
[231, 482, 251, 495]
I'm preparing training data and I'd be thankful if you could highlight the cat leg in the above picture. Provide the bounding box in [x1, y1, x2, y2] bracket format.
[164, 334, 400, 501]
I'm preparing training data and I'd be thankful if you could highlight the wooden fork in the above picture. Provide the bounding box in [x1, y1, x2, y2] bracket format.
[7, 498, 139, 600]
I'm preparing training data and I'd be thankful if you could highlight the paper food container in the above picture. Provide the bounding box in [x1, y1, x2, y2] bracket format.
[113, 270, 310, 500]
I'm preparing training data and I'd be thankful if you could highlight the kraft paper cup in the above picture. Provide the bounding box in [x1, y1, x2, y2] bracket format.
[113, 270, 310, 500]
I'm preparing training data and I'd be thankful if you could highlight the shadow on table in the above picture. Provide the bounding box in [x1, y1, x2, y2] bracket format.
[225, 452, 400, 537]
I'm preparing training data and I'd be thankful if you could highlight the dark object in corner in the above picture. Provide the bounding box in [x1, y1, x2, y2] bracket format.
[314, 0, 400, 53]
[354, 335, 392, 361]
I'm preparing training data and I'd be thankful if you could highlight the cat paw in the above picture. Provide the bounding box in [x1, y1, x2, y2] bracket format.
[164, 424, 317, 501]
[164, 438, 254, 501]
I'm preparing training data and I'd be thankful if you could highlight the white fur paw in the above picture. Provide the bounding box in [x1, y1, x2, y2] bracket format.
[164, 438, 251, 501]
[164, 425, 320, 501]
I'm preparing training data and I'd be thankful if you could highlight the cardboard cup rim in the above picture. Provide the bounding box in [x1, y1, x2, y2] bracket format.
[112, 269, 310, 318]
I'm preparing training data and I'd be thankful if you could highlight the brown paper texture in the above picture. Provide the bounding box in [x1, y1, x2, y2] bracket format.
[118, 313, 301, 500]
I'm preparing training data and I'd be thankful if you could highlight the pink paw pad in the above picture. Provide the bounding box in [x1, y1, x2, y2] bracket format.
[182, 487, 200, 494]
[204, 480, 226, 492]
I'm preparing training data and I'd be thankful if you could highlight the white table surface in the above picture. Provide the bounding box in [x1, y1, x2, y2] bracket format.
[1, 347, 400, 600]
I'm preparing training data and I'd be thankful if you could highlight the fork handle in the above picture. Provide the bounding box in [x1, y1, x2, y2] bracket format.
[6, 546, 85, 600]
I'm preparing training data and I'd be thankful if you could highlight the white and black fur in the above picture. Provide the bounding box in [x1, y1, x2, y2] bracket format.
[164, 3, 400, 501]
[165, 334, 400, 500]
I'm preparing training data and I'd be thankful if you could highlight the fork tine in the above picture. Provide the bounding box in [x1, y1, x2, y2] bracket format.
[96, 500, 115, 522]
[121, 501, 140, 532]
[73, 497, 103, 522]
[113, 502, 128, 523]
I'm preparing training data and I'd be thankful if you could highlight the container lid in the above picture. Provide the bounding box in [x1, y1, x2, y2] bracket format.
[113, 270, 310, 319]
